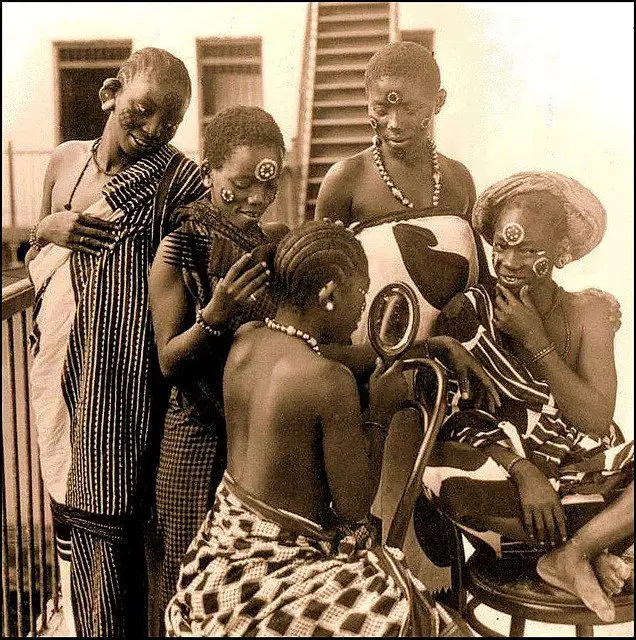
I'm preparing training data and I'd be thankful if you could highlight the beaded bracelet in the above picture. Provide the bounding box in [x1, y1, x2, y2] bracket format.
[28, 223, 42, 250]
[364, 421, 390, 438]
[530, 342, 556, 363]
[195, 309, 224, 338]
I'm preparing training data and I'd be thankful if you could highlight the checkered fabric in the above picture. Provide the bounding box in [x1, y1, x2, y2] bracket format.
[165, 475, 455, 637]
[155, 388, 227, 616]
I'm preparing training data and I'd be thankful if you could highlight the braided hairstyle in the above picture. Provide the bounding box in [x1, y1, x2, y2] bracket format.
[203, 106, 285, 170]
[365, 41, 440, 93]
[116, 47, 191, 99]
[274, 220, 368, 309]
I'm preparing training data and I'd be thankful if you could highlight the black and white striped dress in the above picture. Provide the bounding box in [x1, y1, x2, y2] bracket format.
[60, 144, 206, 518]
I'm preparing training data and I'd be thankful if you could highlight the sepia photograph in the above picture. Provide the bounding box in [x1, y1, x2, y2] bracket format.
[2, 2, 633, 637]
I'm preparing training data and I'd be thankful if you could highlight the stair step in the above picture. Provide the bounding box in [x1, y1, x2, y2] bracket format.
[311, 135, 369, 144]
[318, 28, 388, 40]
[306, 199, 317, 207]
[313, 117, 369, 126]
[313, 99, 367, 108]
[320, 1, 389, 10]
[307, 177, 325, 185]
[316, 45, 379, 57]
[315, 80, 366, 91]
[315, 62, 367, 73]
[319, 13, 389, 24]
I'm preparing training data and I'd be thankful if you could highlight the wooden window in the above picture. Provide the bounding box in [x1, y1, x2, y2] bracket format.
[55, 40, 132, 143]
[196, 38, 263, 151]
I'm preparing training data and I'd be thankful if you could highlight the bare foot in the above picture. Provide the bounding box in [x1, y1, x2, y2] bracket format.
[537, 543, 615, 622]
[593, 553, 632, 595]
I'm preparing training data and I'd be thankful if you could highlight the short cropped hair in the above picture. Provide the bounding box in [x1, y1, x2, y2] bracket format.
[203, 106, 286, 170]
[274, 220, 368, 309]
[365, 41, 440, 93]
[117, 47, 191, 99]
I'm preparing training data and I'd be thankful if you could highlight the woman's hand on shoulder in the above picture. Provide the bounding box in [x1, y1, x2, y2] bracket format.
[201, 252, 270, 326]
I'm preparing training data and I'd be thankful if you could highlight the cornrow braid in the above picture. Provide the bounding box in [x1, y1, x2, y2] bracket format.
[274, 221, 368, 309]
[116, 47, 191, 98]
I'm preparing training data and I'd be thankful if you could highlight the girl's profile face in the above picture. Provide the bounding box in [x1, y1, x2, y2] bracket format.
[328, 273, 370, 344]
[113, 73, 189, 157]
[492, 203, 562, 291]
[208, 144, 282, 231]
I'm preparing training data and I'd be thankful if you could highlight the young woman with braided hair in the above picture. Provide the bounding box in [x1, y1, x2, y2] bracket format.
[164, 220, 471, 637]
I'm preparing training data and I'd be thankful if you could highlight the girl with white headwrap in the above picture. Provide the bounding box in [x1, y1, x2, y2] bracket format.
[420, 172, 633, 623]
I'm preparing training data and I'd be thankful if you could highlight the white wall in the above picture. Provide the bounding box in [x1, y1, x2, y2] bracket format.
[398, 2, 634, 434]
[2, 1, 308, 153]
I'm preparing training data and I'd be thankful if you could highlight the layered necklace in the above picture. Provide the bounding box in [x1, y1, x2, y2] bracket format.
[371, 135, 441, 209]
[264, 318, 322, 356]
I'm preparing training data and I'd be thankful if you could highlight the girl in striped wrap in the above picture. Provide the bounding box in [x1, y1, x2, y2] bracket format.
[421, 172, 633, 623]
[26, 48, 207, 636]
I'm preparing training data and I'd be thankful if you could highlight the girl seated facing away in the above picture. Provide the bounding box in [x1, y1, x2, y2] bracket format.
[422, 172, 633, 623]
[164, 220, 468, 637]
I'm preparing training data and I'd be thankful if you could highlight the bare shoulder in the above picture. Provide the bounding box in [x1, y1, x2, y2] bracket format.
[321, 151, 368, 191]
[438, 153, 475, 191]
[565, 288, 622, 333]
[47, 139, 93, 176]
[234, 320, 265, 339]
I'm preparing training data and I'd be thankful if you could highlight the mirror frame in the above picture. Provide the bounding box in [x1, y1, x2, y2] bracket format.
[367, 281, 420, 361]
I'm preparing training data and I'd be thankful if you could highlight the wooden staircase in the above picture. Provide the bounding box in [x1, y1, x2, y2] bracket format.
[296, 2, 398, 222]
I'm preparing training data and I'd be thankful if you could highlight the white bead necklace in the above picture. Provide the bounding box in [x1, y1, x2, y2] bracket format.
[264, 318, 322, 356]
[371, 135, 441, 209]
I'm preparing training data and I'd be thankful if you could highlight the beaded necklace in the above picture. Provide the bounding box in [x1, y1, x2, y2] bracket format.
[91, 137, 122, 176]
[264, 318, 322, 356]
[371, 135, 441, 209]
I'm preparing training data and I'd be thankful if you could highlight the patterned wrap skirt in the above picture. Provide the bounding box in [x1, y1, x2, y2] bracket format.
[165, 473, 467, 637]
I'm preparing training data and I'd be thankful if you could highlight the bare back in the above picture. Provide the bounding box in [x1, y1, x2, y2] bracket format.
[223, 322, 374, 526]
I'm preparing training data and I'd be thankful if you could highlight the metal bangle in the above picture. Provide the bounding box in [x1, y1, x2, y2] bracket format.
[364, 421, 390, 437]
[195, 309, 224, 338]
[530, 342, 556, 363]
[29, 223, 42, 250]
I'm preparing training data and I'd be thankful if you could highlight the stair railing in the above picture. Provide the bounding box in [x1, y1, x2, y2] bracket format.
[296, 1, 319, 225]
[389, 2, 400, 43]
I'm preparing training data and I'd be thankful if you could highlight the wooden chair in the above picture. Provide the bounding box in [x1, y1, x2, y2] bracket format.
[407, 363, 634, 638]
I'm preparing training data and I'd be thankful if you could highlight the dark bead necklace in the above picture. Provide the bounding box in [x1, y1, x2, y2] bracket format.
[63, 140, 97, 211]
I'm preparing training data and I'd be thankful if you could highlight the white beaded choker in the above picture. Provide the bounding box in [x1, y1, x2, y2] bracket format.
[371, 135, 441, 209]
[264, 318, 322, 356]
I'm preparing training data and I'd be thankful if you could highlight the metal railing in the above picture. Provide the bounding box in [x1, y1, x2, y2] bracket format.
[2, 278, 59, 637]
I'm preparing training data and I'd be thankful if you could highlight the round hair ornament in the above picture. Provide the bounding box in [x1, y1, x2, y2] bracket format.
[386, 90, 402, 105]
[502, 222, 525, 246]
[255, 158, 279, 182]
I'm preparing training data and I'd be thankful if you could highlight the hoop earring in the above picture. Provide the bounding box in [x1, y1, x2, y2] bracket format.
[421, 117, 431, 130]
[369, 117, 378, 132]
[555, 253, 572, 269]
[220, 188, 235, 204]
[532, 256, 551, 278]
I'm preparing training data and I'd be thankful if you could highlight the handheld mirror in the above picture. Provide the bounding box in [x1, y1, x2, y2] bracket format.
[367, 281, 420, 363]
